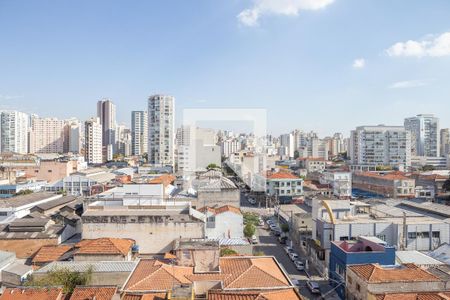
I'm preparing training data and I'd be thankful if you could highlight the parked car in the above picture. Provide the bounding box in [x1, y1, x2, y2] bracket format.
[266, 219, 273, 225]
[251, 235, 258, 244]
[307, 281, 321, 294]
[269, 224, 278, 230]
[278, 236, 287, 244]
[294, 261, 305, 271]
[284, 246, 294, 254]
[289, 252, 299, 261]
[272, 229, 281, 236]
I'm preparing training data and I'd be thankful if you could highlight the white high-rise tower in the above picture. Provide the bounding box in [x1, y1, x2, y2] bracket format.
[404, 114, 440, 157]
[148, 95, 174, 167]
[84, 117, 103, 164]
[0, 111, 29, 154]
[131, 111, 148, 156]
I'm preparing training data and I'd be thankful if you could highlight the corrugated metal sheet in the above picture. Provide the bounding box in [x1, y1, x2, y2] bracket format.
[35, 261, 137, 273]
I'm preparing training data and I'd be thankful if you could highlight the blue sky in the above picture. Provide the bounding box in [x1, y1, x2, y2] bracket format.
[1, 0, 450, 136]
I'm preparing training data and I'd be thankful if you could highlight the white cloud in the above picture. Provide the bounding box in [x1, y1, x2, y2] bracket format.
[386, 31, 450, 57]
[352, 58, 365, 69]
[237, 0, 335, 26]
[388, 79, 432, 89]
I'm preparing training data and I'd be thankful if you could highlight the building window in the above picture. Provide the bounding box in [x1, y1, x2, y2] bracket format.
[408, 232, 416, 239]
[356, 283, 360, 292]
[376, 234, 386, 241]
[432, 231, 440, 238]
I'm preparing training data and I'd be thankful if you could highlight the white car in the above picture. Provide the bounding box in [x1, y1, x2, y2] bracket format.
[294, 261, 305, 271]
[289, 252, 299, 261]
[284, 246, 294, 254]
[307, 281, 321, 294]
[251, 235, 258, 244]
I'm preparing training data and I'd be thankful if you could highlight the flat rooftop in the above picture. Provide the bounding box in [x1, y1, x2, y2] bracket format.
[0, 192, 60, 209]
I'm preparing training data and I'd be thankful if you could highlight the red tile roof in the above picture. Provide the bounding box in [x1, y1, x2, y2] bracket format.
[122, 294, 167, 300]
[349, 263, 440, 283]
[123, 257, 291, 292]
[148, 174, 176, 186]
[0, 288, 63, 300]
[198, 205, 241, 215]
[267, 172, 299, 180]
[357, 171, 411, 181]
[208, 289, 302, 300]
[75, 238, 134, 256]
[376, 292, 450, 300]
[32, 245, 73, 264]
[69, 286, 117, 300]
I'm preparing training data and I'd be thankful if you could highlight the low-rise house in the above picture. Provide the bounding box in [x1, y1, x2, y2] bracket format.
[329, 236, 396, 299]
[298, 157, 326, 173]
[30, 195, 79, 215]
[0, 216, 77, 258]
[191, 170, 240, 208]
[1, 263, 32, 287]
[198, 205, 243, 239]
[266, 172, 303, 202]
[320, 171, 352, 199]
[0, 192, 65, 223]
[0, 181, 47, 198]
[0, 288, 64, 300]
[33, 261, 137, 286]
[69, 286, 118, 300]
[122, 256, 301, 299]
[32, 245, 73, 268]
[74, 238, 134, 261]
[352, 171, 415, 198]
[82, 200, 204, 254]
[346, 263, 447, 300]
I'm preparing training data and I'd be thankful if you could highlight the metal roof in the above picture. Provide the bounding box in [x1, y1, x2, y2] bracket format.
[34, 261, 137, 273]
[396, 251, 444, 266]
[0, 193, 59, 208]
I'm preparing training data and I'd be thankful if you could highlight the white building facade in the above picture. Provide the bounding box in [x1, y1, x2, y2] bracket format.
[405, 114, 440, 157]
[0, 111, 29, 154]
[148, 95, 175, 167]
[131, 111, 148, 156]
[349, 125, 412, 168]
[84, 117, 103, 164]
[29, 116, 65, 154]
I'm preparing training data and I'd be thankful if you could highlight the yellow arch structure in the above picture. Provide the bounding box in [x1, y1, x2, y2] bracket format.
[321, 200, 336, 224]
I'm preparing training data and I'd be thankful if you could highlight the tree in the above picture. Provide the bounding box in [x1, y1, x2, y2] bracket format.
[15, 189, 33, 196]
[294, 150, 299, 159]
[281, 223, 290, 233]
[207, 163, 220, 170]
[422, 165, 435, 171]
[244, 223, 256, 238]
[220, 248, 238, 256]
[26, 267, 92, 294]
[243, 212, 259, 227]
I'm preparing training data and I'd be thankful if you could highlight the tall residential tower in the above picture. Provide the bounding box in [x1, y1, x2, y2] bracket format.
[84, 117, 103, 164]
[148, 95, 174, 167]
[131, 111, 148, 156]
[0, 111, 29, 154]
[97, 99, 116, 159]
[404, 114, 440, 157]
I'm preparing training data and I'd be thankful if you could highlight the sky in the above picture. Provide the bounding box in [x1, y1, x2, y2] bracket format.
[1, 0, 450, 137]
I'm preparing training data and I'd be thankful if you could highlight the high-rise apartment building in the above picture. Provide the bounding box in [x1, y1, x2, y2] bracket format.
[84, 117, 103, 164]
[440, 128, 450, 157]
[29, 116, 65, 154]
[97, 99, 117, 156]
[148, 95, 175, 167]
[64, 118, 82, 154]
[404, 114, 440, 157]
[131, 111, 148, 156]
[116, 124, 132, 157]
[350, 125, 411, 168]
[0, 111, 29, 154]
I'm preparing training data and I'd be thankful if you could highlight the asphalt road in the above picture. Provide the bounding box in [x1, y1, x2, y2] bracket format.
[238, 190, 340, 300]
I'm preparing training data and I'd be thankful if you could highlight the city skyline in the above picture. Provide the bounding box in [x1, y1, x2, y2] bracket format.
[1, 1, 450, 136]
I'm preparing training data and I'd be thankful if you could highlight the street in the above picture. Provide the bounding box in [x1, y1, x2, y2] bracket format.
[239, 189, 340, 300]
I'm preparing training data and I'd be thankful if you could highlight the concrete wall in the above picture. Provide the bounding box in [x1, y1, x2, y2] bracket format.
[82, 222, 204, 254]
[196, 189, 240, 208]
[205, 211, 243, 239]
